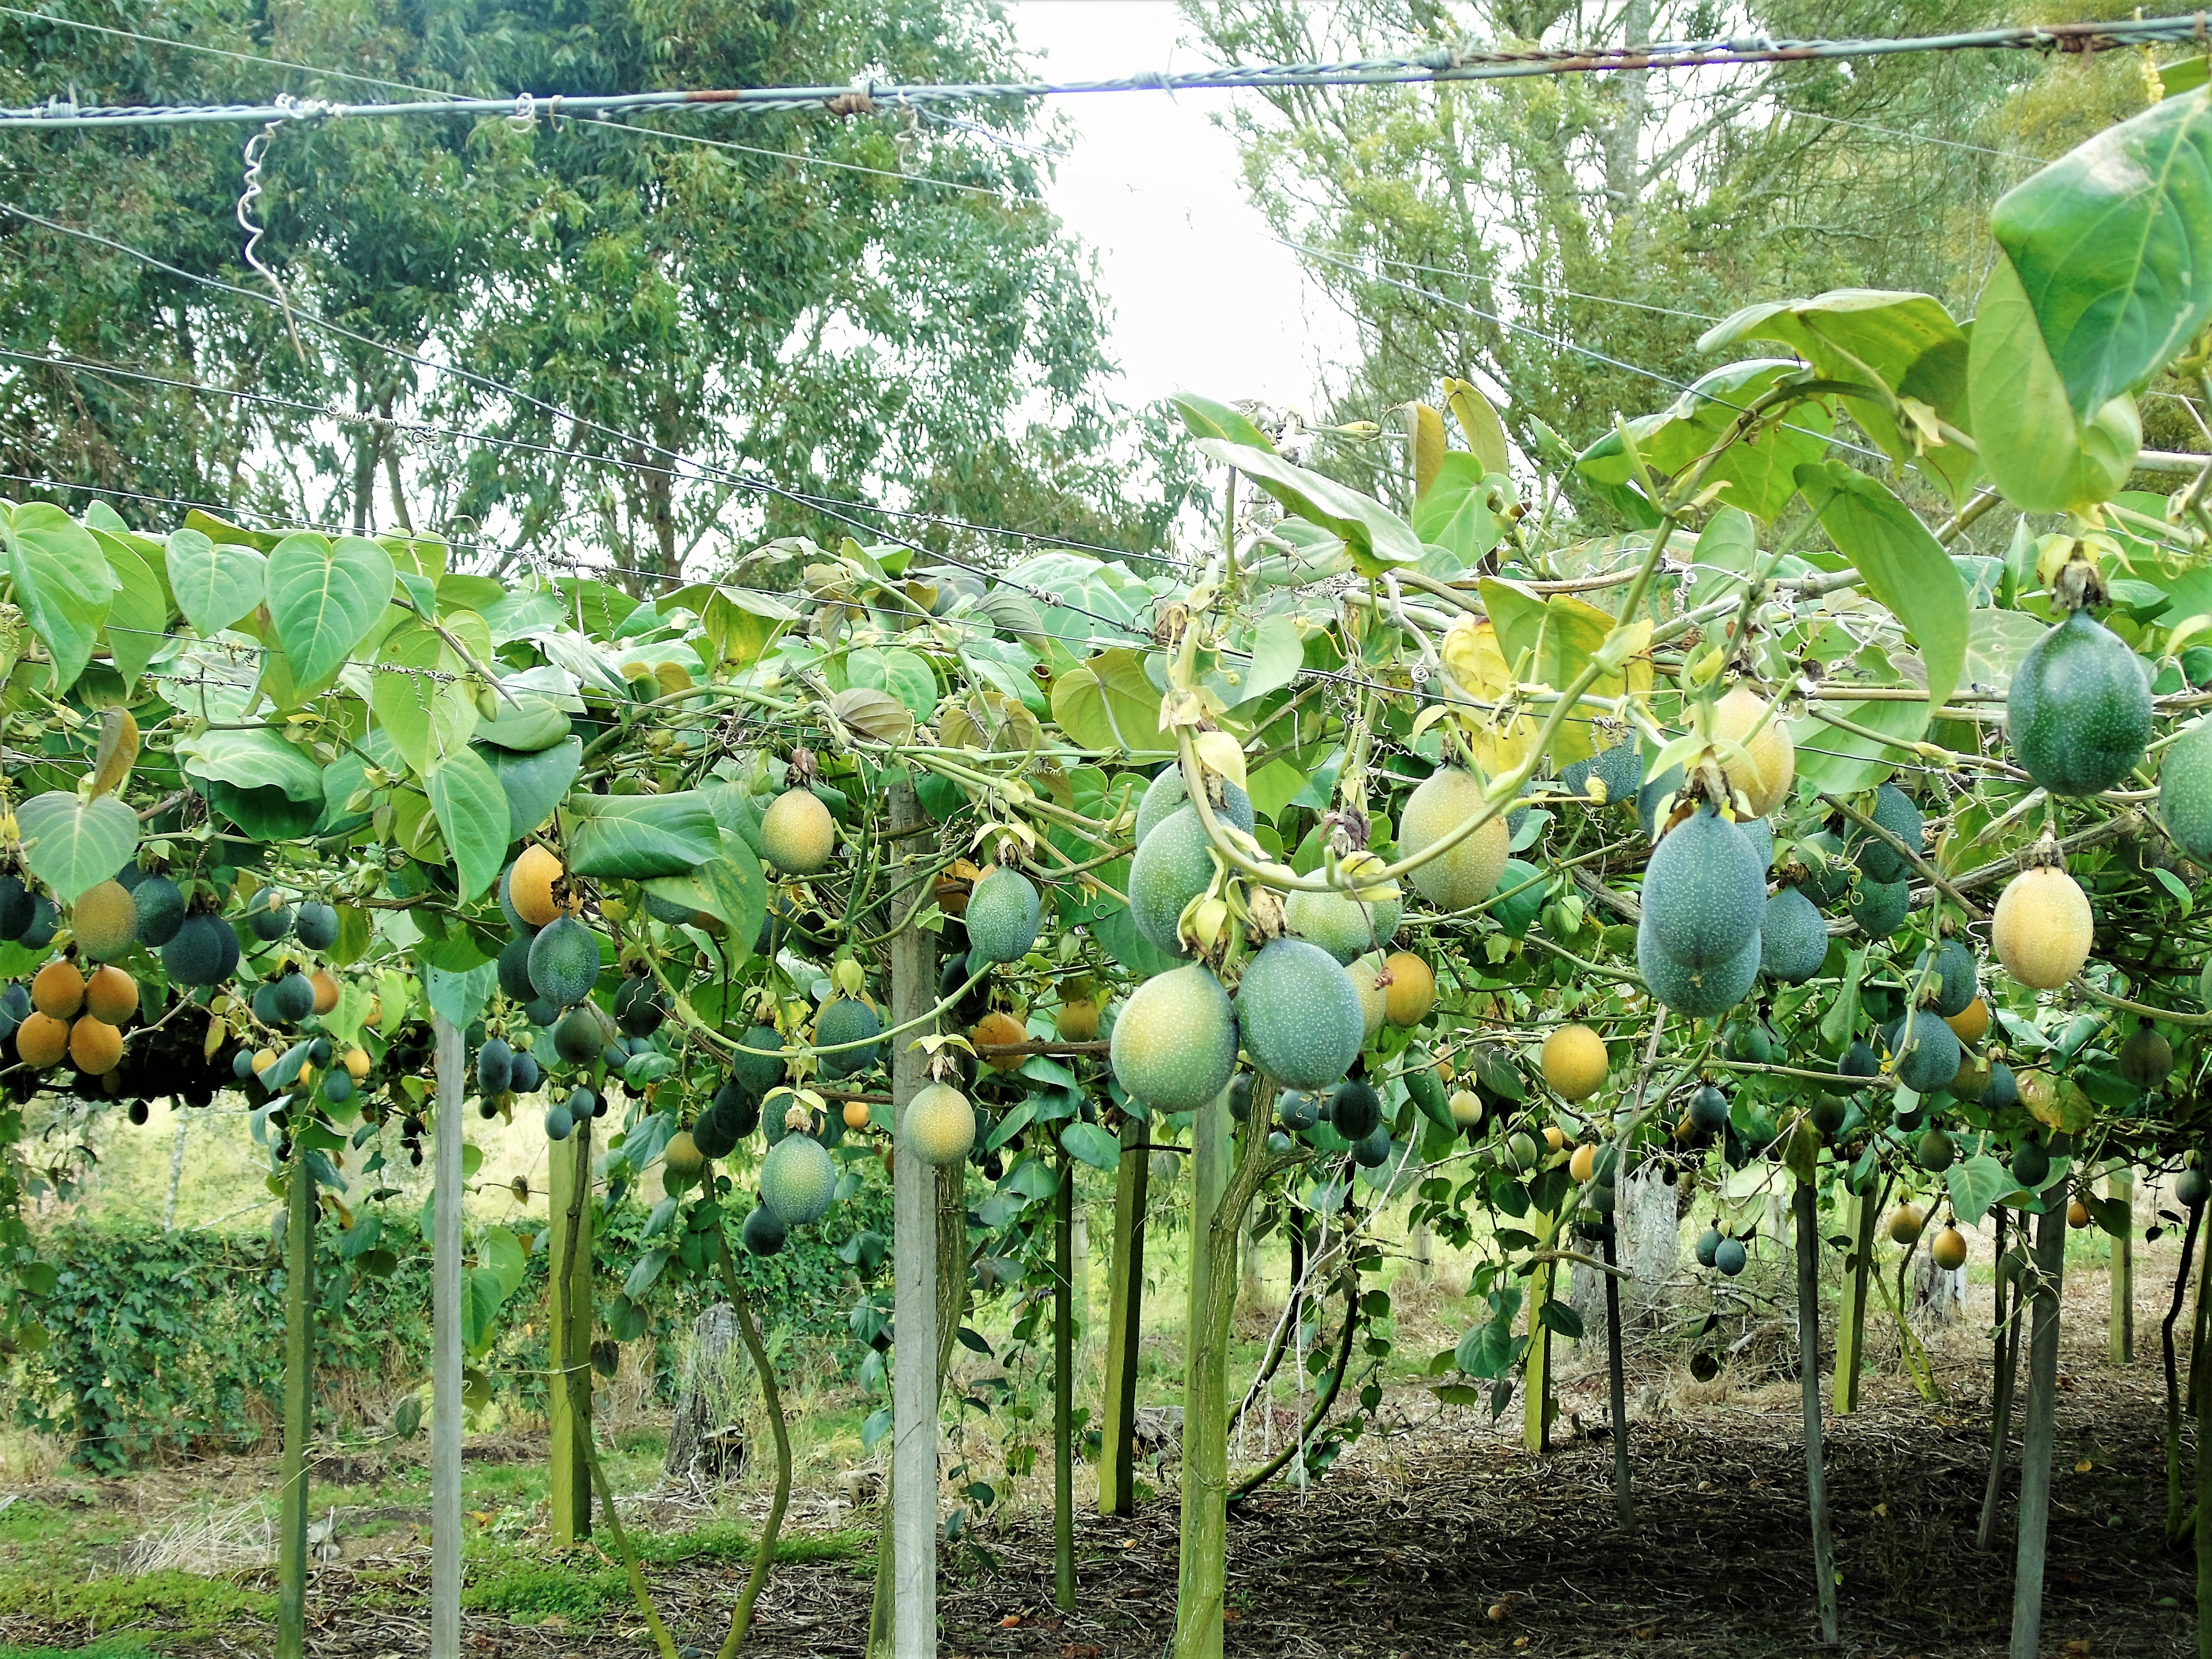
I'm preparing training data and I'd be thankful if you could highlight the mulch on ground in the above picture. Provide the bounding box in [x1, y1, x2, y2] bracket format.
[21, 1322, 2186, 1659]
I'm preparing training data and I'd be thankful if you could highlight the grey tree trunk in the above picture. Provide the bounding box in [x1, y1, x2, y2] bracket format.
[665, 1305, 749, 1488]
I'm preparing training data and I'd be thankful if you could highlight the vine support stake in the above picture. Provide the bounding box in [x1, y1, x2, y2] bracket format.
[1832, 1184, 1875, 1416]
[2194, 1218, 2212, 1659]
[431, 1012, 464, 1659]
[888, 772, 937, 1659]
[1523, 1216, 1554, 1454]
[2110, 1167, 2134, 1364]
[1601, 1221, 1632, 1530]
[1171, 1081, 1235, 1659]
[1979, 1208, 2023, 1552]
[1099, 1108, 1150, 1517]
[548, 1130, 593, 1542]
[1053, 1147, 1076, 1611]
[276, 1129, 313, 1659]
[2008, 1201, 2068, 1659]
[1793, 1178, 1838, 1645]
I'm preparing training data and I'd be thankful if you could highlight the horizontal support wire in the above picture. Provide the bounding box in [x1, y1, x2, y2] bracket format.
[1, 16, 2205, 128]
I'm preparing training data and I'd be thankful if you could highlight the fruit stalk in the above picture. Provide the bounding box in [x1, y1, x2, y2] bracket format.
[2007, 1202, 2067, 1659]
[1793, 1179, 1838, 1644]
[275, 1131, 312, 1659]
[714, 1232, 790, 1658]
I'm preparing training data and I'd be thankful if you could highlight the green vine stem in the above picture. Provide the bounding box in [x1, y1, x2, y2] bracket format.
[714, 1228, 792, 1658]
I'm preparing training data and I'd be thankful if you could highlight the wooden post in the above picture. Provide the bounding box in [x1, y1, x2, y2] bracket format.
[2110, 1167, 2134, 1364]
[1832, 1187, 1875, 1415]
[1601, 1222, 1632, 1529]
[888, 774, 937, 1659]
[1979, 1208, 2023, 1552]
[431, 1014, 464, 1659]
[1794, 1180, 1839, 1645]
[2008, 1201, 2068, 1659]
[1171, 1085, 1236, 1659]
[1523, 1216, 1554, 1454]
[2194, 1224, 2212, 1659]
[1098, 1110, 1150, 1517]
[276, 1133, 313, 1659]
[1053, 1151, 1076, 1611]
[547, 1131, 593, 1541]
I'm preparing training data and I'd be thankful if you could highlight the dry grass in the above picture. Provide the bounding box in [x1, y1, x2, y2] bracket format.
[121, 1496, 273, 1575]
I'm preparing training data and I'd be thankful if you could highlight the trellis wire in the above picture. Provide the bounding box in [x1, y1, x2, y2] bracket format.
[2, 15, 2205, 128]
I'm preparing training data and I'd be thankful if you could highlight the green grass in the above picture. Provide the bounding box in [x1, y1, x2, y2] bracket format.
[462, 1523, 866, 1623]
[0, 1639, 158, 1659]
[0, 1569, 273, 1640]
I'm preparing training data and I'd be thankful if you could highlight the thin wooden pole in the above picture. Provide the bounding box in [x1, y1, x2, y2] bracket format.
[547, 1131, 592, 1542]
[1832, 1186, 1876, 1415]
[715, 1234, 792, 1657]
[1053, 1150, 1076, 1611]
[2110, 1167, 2134, 1364]
[431, 1013, 464, 1659]
[1523, 1216, 1554, 1454]
[1602, 1221, 1632, 1529]
[888, 774, 937, 1659]
[2195, 1226, 2212, 1659]
[2008, 1201, 2068, 1659]
[2164, 1204, 2203, 1542]
[1979, 1208, 2023, 1552]
[1099, 1111, 1150, 1517]
[1794, 1179, 1838, 1645]
[276, 1132, 313, 1659]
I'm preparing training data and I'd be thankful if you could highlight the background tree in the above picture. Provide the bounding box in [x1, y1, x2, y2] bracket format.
[1180, 0, 2169, 512]
[0, 0, 1197, 586]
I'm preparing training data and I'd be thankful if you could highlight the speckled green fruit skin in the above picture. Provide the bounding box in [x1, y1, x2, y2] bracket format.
[905, 1082, 977, 1165]
[162, 911, 235, 986]
[964, 867, 1043, 965]
[1284, 885, 1402, 965]
[1929, 939, 1978, 1018]
[528, 915, 602, 1008]
[1889, 1009, 1960, 1094]
[2160, 719, 2212, 860]
[1109, 963, 1237, 1112]
[2009, 609, 2152, 796]
[130, 874, 185, 947]
[1640, 808, 1765, 970]
[1235, 938, 1365, 1091]
[1133, 764, 1254, 845]
[497, 935, 536, 1001]
[1637, 920, 1759, 1019]
[1759, 887, 1829, 984]
[761, 1133, 836, 1225]
[815, 997, 882, 1078]
[1398, 769, 1509, 912]
[731, 1024, 786, 1096]
[1127, 805, 1213, 958]
[1737, 817, 1774, 874]
[1847, 876, 1910, 940]
[1851, 784, 1922, 884]
[742, 1205, 788, 1255]
[1983, 1062, 2020, 1110]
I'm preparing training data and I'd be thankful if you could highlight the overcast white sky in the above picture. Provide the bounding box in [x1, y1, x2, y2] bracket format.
[1002, 0, 1356, 418]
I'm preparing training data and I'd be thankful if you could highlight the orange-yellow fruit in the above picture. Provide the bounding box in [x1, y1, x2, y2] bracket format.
[1712, 683, 1796, 817]
[309, 969, 340, 1016]
[2068, 1198, 2092, 1230]
[1542, 1124, 1566, 1152]
[1568, 1142, 1598, 1183]
[972, 1010, 1029, 1072]
[508, 844, 565, 927]
[1381, 952, 1437, 1027]
[83, 965, 138, 1025]
[759, 789, 836, 876]
[1992, 866, 2094, 989]
[1931, 1225, 1968, 1271]
[1055, 998, 1101, 1042]
[842, 1099, 873, 1131]
[1887, 1203, 1926, 1244]
[252, 1047, 277, 1074]
[1540, 1023, 1610, 1101]
[15, 1011, 70, 1069]
[1945, 996, 1990, 1044]
[68, 1016, 123, 1075]
[935, 858, 981, 919]
[344, 1046, 371, 1081]
[31, 959, 85, 1020]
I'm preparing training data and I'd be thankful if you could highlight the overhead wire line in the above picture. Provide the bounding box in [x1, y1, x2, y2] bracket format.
[2, 15, 2205, 128]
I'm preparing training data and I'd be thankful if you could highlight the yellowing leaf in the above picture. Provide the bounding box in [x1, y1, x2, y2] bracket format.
[1438, 616, 1536, 775]
[1194, 731, 1248, 792]
[89, 707, 140, 799]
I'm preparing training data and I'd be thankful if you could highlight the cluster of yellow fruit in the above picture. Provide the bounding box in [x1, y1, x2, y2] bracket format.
[14, 959, 137, 1076]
